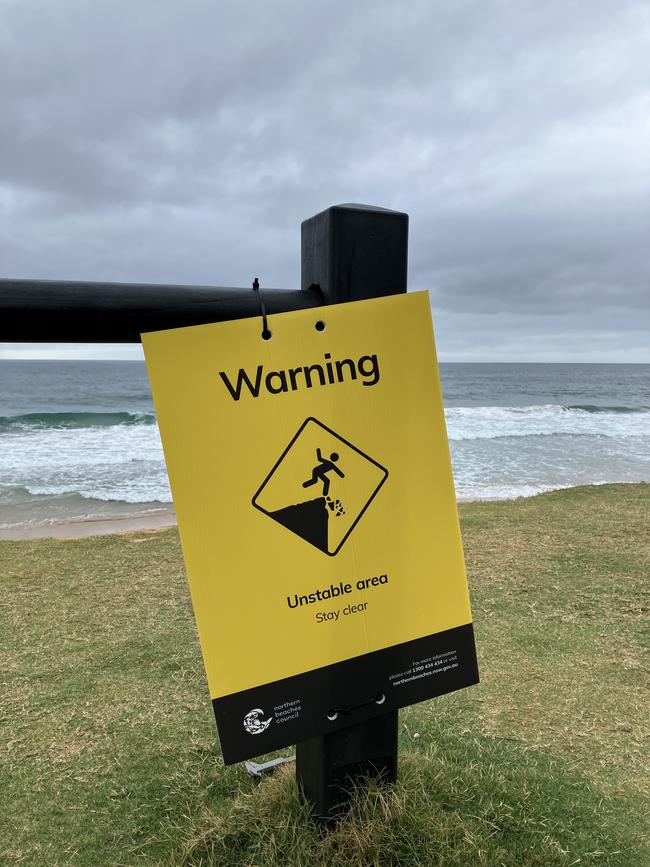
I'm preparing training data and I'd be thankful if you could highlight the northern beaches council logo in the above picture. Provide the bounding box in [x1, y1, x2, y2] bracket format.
[252, 417, 388, 556]
[243, 708, 273, 735]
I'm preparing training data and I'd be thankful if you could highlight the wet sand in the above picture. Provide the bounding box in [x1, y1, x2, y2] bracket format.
[0, 509, 176, 541]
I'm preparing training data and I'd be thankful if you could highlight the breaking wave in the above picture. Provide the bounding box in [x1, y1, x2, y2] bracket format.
[445, 404, 649, 441]
[0, 402, 647, 516]
[0, 411, 156, 431]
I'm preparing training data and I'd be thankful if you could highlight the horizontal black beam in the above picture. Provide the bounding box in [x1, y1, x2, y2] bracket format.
[0, 278, 324, 343]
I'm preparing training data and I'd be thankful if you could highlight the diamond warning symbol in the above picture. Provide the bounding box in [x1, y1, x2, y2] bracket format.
[252, 417, 388, 556]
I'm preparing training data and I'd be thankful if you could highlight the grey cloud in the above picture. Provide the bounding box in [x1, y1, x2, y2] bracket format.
[1, 0, 648, 360]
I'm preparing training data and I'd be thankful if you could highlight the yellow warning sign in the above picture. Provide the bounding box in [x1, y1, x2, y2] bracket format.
[142, 291, 478, 764]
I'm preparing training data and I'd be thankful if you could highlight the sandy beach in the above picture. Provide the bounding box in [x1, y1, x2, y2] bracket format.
[0, 508, 176, 541]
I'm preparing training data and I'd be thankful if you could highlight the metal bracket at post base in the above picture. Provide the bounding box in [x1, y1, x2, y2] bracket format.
[296, 711, 398, 821]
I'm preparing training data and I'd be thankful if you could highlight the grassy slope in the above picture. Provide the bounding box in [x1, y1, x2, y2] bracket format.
[0, 484, 648, 866]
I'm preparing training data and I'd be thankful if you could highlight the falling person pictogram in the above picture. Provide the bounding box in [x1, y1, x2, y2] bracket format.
[253, 418, 388, 556]
[302, 449, 344, 497]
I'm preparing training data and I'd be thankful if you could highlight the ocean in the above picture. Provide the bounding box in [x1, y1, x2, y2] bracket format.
[0, 360, 648, 531]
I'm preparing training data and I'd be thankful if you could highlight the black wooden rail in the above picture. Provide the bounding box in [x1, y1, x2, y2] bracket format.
[0, 279, 323, 342]
[0, 202, 407, 343]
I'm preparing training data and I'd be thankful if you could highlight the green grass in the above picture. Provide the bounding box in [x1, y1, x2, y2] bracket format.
[1, 483, 648, 866]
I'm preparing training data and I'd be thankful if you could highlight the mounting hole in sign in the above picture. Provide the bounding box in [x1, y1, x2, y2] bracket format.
[315, 320, 326, 332]
[326, 710, 338, 721]
[376, 693, 386, 705]
[261, 328, 272, 341]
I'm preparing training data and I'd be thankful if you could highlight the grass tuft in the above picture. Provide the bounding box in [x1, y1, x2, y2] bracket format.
[176, 748, 637, 867]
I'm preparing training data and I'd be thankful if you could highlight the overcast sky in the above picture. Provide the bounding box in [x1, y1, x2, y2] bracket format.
[1, 0, 648, 362]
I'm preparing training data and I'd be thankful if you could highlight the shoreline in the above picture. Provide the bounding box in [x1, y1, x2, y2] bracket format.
[0, 508, 177, 541]
[0, 481, 646, 541]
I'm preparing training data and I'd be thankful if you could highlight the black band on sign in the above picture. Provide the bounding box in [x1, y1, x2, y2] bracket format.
[253, 277, 271, 340]
[213, 623, 479, 764]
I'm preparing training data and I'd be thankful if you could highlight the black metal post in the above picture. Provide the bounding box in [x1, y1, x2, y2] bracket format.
[297, 203, 409, 819]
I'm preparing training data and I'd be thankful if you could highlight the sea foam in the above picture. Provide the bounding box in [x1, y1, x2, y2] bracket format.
[0, 402, 648, 520]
